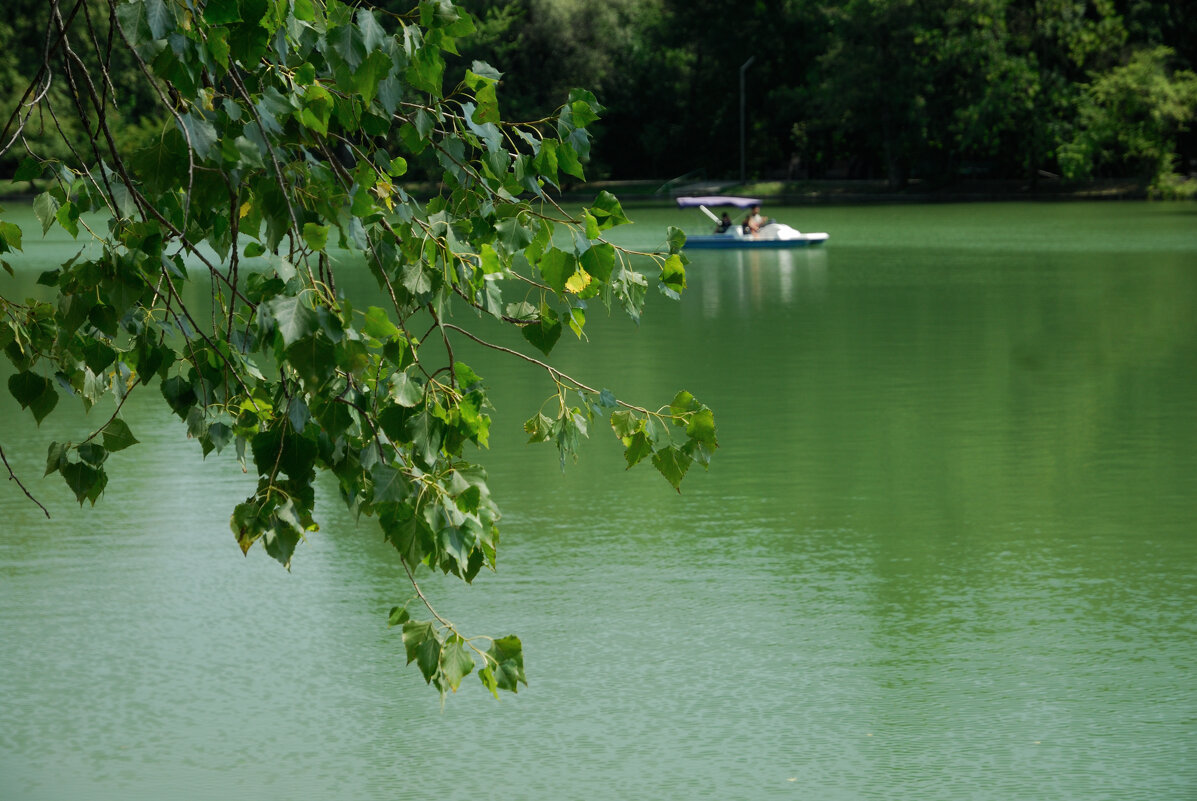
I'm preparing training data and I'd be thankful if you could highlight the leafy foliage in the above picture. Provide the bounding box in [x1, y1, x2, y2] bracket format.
[0, 0, 715, 700]
[449, 0, 1197, 187]
[4, 1, 1195, 189]
[1059, 46, 1197, 189]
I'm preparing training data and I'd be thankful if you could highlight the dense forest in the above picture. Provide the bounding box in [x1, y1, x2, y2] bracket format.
[3, 0, 1196, 191]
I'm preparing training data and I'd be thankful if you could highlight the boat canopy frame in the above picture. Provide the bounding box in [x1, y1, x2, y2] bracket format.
[676, 196, 763, 224]
[675, 196, 762, 209]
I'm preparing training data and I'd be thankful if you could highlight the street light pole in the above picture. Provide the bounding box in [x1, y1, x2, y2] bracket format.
[739, 56, 755, 184]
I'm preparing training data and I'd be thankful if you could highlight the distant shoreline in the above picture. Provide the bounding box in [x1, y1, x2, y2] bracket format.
[2, 177, 1180, 205]
[562, 177, 1163, 205]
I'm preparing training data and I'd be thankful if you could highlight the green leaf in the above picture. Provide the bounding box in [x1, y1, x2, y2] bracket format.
[77, 442, 108, 467]
[372, 463, 410, 504]
[0, 221, 21, 253]
[469, 60, 502, 82]
[208, 27, 231, 70]
[622, 430, 652, 469]
[666, 226, 687, 254]
[439, 521, 472, 571]
[669, 390, 700, 416]
[363, 306, 401, 340]
[354, 49, 392, 103]
[407, 407, 443, 465]
[435, 135, 467, 183]
[302, 222, 330, 252]
[377, 73, 404, 115]
[206, 422, 234, 454]
[478, 665, 499, 697]
[263, 500, 304, 569]
[557, 140, 584, 180]
[469, 83, 499, 125]
[328, 21, 367, 72]
[402, 620, 441, 682]
[405, 41, 445, 94]
[401, 260, 433, 295]
[494, 217, 533, 255]
[293, 0, 316, 22]
[298, 84, 333, 135]
[161, 375, 197, 420]
[504, 301, 537, 321]
[453, 362, 484, 392]
[610, 410, 642, 439]
[357, 9, 387, 49]
[45, 441, 69, 476]
[478, 243, 501, 275]
[588, 190, 630, 231]
[62, 461, 106, 505]
[55, 201, 79, 238]
[524, 412, 553, 443]
[685, 407, 717, 446]
[273, 432, 318, 480]
[583, 210, 601, 240]
[294, 62, 317, 87]
[580, 242, 615, 284]
[8, 372, 57, 424]
[567, 88, 602, 127]
[441, 636, 474, 692]
[102, 418, 139, 452]
[521, 308, 562, 356]
[389, 369, 424, 407]
[537, 248, 573, 294]
[382, 507, 431, 566]
[387, 604, 411, 627]
[523, 219, 553, 264]
[33, 193, 58, 235]
[267, 294, 319, 348]
[659, 253, 686, 297]
[116, 0, 152, 48]
[13, 157, 41, 182]
[179, 111, 218, 161]
[144, 0, 173, 39]
[486, 635, 526, 692]
[204, 0, 241, 24]
[651, 446, 692, 492]
[532, 138, 558, 184]
[231, 499, 266, 555]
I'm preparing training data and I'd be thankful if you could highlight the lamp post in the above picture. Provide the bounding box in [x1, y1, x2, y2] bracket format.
[739, 56, 755, 184]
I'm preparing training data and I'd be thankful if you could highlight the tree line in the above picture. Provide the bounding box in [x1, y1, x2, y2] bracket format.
[453, 0, 1197, 192]
[3, 0, 1197, 191]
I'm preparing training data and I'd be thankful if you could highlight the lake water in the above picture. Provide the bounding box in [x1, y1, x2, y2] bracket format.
[1, 200, 1195, 800]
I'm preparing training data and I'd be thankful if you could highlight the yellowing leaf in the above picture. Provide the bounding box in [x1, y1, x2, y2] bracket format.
[373, 177, 395, 211]
[565, 268, 591, 294]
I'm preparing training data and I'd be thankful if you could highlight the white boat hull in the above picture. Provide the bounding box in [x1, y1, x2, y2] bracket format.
[685, 222, 829, 250]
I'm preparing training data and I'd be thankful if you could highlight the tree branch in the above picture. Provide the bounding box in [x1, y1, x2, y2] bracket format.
[1, 443, 51, 519]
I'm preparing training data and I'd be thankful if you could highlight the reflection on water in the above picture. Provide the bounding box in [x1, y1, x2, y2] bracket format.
[700, 248, 829, 317]
[1, 202, 1195, 800]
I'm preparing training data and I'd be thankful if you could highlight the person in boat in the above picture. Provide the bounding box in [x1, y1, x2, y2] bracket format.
[715, 212, 733, 233]
[742, 204, 768, 235]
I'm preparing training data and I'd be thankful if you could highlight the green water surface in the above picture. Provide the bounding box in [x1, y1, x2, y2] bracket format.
[1, 201, 1194, 800]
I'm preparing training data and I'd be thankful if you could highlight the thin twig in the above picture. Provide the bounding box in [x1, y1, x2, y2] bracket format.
[399, 556, 455, 631]
[1, 443, 51, 519]
[440, 323, 655, 415]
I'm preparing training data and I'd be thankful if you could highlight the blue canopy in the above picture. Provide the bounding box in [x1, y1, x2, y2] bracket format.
[676, 196, 762, 209]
